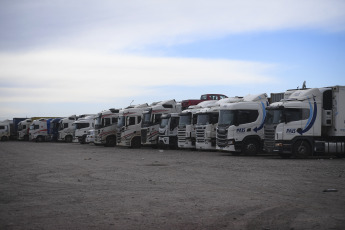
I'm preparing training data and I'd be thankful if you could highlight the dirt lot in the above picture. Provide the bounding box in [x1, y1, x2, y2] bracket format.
[0, 141, 344, 230]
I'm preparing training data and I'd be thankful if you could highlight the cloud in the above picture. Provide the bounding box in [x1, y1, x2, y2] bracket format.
[0, 50, 276, 103]
[1, 0, 344, 51]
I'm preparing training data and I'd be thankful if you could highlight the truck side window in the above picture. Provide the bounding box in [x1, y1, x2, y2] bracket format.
[285, 109, 302, 123]
[238, 110, 258, 125]
[128, 117, 136, 126]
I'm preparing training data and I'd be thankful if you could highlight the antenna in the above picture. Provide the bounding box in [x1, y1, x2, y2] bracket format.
[302, 81, 306, 89]
[130, 100, 134, 106]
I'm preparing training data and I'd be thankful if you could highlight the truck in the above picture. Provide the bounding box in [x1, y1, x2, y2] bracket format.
[181, 94, 228, 110]
[73, 115, 96, 144]
[117, 103, 149, 148]
[158, 113, 180, 149]
[58, 115, 78, 142]
[94, 108, 120, 147]
[47, 118, 62, 141]
[29, 118, 54, 142]
[141, 100, 182, 147]
[264, 85, 345, 158]
[177, 100, 218, 149]
[0, 118, 26, 141]
[18, 119, 32, 141]
[195, 97, 243, 150]
[216, 93, 269, 155]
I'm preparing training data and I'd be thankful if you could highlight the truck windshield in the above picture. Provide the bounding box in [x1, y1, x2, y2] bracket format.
[179, 114, 191, 126]
[117, 116, 125, 129]
[160, 117, 169, 128]
[218, 110, 236, 126]
[141, 111, 152, 128]
[265, 108, 284, 125]
[197, 114, 210, 125]
[30, 124, 39, 130]
[74, 123, 89, 129]
[95, 116, 102, 129]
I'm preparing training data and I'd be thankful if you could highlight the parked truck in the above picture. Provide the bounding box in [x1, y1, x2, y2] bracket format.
[141, 100, 182, 147]
[158, 113, 180, 149]
[94, 108, 120, 147]
[216, 93, 269, 155]
[195, 97, 243, 150]
[47, 118, 62, 141]
[58, 115, 78, 142]
[117, 103, 149, 148]
[29, 118, 53, 142]
[0, 118, 26, 141]
[73, 115, 96, 144]
[18, 119, 32, 141]
[264, 85, 345, 158]
[178, 100, 218, 149]
[181, 94, 228, 110]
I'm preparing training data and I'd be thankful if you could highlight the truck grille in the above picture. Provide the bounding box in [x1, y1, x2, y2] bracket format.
[141, 129, 147, 143]
[196, 127, 205, 143]
[178, 128, 186, 142]
[116, 132, 122, 143]
[264, 125, 276, 152]
[216, 127, 228, 147]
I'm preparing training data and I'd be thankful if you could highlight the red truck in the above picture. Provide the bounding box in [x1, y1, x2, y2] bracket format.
[181, 94, 228, 110]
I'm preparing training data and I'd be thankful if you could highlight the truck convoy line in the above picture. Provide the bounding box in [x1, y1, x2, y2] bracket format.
[1, 86, 344, 159]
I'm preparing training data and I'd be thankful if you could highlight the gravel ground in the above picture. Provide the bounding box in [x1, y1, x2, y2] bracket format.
[0, 141, 345, 230]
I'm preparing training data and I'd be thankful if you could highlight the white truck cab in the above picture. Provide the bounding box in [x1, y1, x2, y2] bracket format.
[158, 113, 180, 149]
[73, 115, 96, 144]
[18, 119, 32, 141]
[264, 86, 345, 158]
[195, 97, 243, 150]
[29, 118, 53, 142]
[58, 115, 77, 142]
[94, 108, 120, 147]
[177, 100, 218, 149]
[117, 103, 149, 148]
[0, 120, 12, 141]
[141, 100, 182, 147]
[216, 93, 268, 155]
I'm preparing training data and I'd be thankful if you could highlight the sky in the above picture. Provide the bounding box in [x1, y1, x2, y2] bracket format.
[1, 0, 345, 119]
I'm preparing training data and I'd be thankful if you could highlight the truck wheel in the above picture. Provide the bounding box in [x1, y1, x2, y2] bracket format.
[131, 137, 141, 148]
[105, 136, 116, 147]
[1, 136, 8, 141]
[243, 139, 259, 156]
[24, 135, 29, 141]
[65, 135, 73, 143]
[37, 136, 44, 142]
[293, 140, 311, 158]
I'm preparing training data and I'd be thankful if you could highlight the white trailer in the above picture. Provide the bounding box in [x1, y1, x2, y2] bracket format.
[117, 103, 149, 148]
[177, 100, 218, 149]
[158, 113, 180, 149]
[195, 97, 243, 150]
[216, 93, 269, 155]
[141, 100, 182, 147]
[73, 115, 96, 144]
[94, 108, 120, 147]
[58, 115, 77, 142]
[264, 85, 345, 158]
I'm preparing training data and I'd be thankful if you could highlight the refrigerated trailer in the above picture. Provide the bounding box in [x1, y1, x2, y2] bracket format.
[264, 86, 345, 158]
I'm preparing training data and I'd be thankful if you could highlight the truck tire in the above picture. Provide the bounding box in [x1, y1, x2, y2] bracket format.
[242, 139, 259, 156]
[105, 136, 116, 147]
[37, 136, 44, 142]
[24, 135, 29, 141]
[131, 137, 141, 148]
[293, 140, 311, 158]
[65, 135, 73, 143]
[1, 136, 8, 141]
